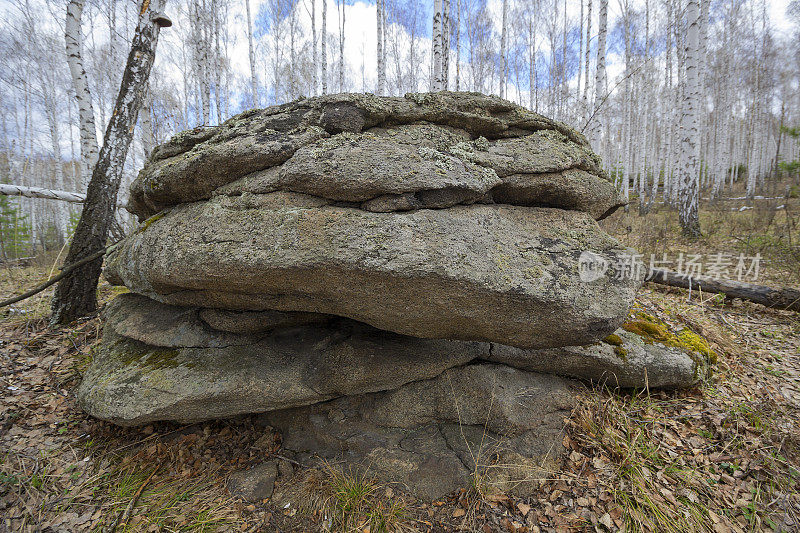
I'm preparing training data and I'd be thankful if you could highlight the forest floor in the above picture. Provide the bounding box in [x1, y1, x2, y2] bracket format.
[0, 201, 798, 533]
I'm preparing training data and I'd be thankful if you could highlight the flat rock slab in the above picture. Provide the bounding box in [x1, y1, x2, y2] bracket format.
[488, 329, 709, 388]
[105, 193, 642, 349]
[128, 93, 621, 221]
[78, 295, 706, 427]
[263, 364, 577, 500]
[76, 294, 483, 426]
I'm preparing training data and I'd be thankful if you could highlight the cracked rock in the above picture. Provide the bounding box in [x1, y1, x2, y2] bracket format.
[262, 364, 577, 499]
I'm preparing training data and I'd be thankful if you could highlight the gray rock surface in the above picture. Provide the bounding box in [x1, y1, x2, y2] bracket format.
[263, 364, 577, 499]
[105, 193, 642, 349]
[490, 169, 625, 220]
[199, 308, 333, 334]
[78, 295, 705, 428]
[227, 461, 278, 502]
[77, 294, 483, 426]
[487, 329, 709, 389]
[128, 93, 620, 221]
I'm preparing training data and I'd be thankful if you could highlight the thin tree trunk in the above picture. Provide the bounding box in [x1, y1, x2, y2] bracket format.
[590, 0, 607, 147]
[338, 0, 345, 92]
[441, 0, 450, 90]
[310, 0, 317, 95]
[322, 0, 327, 94]
[51, 0, 171, 324]
[246, 0, 258, 106]
[499, 0, 508, 99]
[65, 0, 99, 190]
[455, 0, 460, 91]
[431, 0, 443, 91]
[582, 0, 592, 123]
[377, 0, 385, 94]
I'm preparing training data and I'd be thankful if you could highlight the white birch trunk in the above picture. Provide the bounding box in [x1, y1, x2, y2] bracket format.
[310, 0, 317, 95]
[678, 0, 701, 237]
[322, 0, 327, 94]
[246, 0, 258, 106]
[65, 0, 99, 190]
[499, 0, 508, 99]
[441, 0, 450, 90]
[338, 0, 345, 92]
[377, 0, 385, 94]
[590, 0, 607, 148]
[431, 0, 443, 91]
[582, 0, 592, 123]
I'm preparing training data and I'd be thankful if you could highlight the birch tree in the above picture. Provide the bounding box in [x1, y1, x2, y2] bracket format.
[51, 0, 172, 324]
[246, 0, 258, 106]
[376, 0, 386, 94]
[65, 0, 99, 189]
[499, 0, 508, 99]
[582, 0, 592, 123]
[337, 0, 345, 91]
[678, 0, 701, 237]
[590, 0, 608, 148]
[431, 0, 451, 91]
[321, 0, 327, 94]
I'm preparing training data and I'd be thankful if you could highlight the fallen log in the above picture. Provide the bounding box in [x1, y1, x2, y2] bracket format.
[0, 183, 86, 203]
[0, 184, 125, 209]
[647, 268, 800, 312]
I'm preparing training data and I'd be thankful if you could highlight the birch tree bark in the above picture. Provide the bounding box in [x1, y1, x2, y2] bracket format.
[582, 0, 592, 123]
[310, 0, 317, 95]
[441, 0, 450, 90]
[377, 0, 385, 94]
[431, 0, 444, 91]
[65, 0, 99, 190]
[499, 0, 508, 99]
[455, 0, 461, 91]
[245, 0, 258, 106]
[678, 0, 701, 238]
[577, 0, 583, 105]
[322, 0, 328, 94]
[338, 0, 345, 91]
[590, 0, 607, 148]
[51, 0, 172, 324]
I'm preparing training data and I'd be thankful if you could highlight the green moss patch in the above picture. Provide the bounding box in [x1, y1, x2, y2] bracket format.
[139, 212, 166, 232]
[602, 334, 623, 346]
[622, 312, 715, 363]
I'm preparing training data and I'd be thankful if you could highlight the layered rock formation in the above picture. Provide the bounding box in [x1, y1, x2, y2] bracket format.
[79, 92, 712, 499]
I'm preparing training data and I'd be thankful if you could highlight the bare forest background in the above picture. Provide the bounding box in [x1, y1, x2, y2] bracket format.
[0, 0, 799, 258]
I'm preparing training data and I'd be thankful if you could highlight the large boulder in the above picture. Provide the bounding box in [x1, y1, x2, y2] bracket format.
[105, 193, 642, 349]
[127, 93, 622, 221]
[263, 364, 577, 499]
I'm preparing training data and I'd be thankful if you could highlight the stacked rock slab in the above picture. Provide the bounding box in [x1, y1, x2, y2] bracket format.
[79, 92, 710, 499]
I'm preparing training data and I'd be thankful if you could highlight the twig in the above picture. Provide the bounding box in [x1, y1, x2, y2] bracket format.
[105, 462, 162, 533]
[0, 242, 119, 309]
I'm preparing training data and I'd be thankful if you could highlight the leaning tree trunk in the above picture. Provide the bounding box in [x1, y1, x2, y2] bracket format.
[50, 0, 171, 325]
[65, 0, 99, 189]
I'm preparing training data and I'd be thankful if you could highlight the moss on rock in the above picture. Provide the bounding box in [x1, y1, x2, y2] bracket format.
[622, 312, 716, 364]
